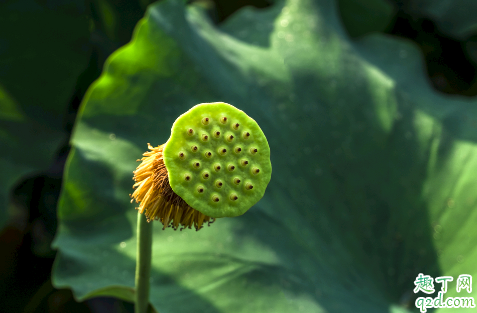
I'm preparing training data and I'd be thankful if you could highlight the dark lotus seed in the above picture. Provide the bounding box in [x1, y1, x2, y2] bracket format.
[198, 187, 204, 193]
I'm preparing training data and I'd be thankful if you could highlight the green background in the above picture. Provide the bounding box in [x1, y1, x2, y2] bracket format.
[2, 0, 477, 312]
[51, 0, 477, 312]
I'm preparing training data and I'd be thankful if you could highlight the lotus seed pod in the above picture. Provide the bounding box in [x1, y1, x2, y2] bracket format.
[131, 102, 271, 231]
[163, 102, 272, 218]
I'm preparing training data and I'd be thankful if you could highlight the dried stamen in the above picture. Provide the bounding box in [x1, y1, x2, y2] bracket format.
[130, 144, 212, 231]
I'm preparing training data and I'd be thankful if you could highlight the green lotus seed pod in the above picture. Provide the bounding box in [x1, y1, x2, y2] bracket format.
[163, 102, 272, 218]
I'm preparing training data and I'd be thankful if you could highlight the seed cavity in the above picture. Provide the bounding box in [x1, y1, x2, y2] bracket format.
[243, 131, 250, 139]
[184, 174, 191, 181]
[233, 178, 241, 185]
[219, 148, 227, 155]
[178, 152, 186, 160]
[214, 164, 221, 171]
[202, 172, 210, 179]
[234, 146, 242, 153]
[226, 134, 234, 142]
[228, 164, 235, 171]
[250, 148, 258, 154]
[187, 128, 194, 136]
[215, 180, 223, 188]
[241, 159, 249, 166]
[212, 195, 220, 202]
[205, 151, 212, 158]
[191, 145, 198, 152]
[245, 183, 254, 190]
[252, 167, 260, 175]
[197, 186, 205, 193]
[193, 162, 201, 169]
[213, 130, 221, 138]
[230, 194, 238, 201]
[202, 134, 209, 141]
[233, 123, 240, 130]
[220, 116, 228, 124]
[202, 117, 210, 125]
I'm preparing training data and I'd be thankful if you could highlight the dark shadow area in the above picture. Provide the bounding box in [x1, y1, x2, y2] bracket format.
[385, 0, 477, 96]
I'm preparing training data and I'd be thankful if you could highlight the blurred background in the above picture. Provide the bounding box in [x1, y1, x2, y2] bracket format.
[1, 0, 477, 312]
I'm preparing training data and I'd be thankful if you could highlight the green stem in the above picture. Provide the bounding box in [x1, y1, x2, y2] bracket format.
[135, 212, 153, 313]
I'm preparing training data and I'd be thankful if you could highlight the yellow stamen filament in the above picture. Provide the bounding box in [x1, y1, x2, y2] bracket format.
[131, 143, 214, 231]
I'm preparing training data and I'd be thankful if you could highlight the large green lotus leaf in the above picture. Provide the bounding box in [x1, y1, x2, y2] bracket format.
[407, 0, 477, 39]
[52, 0, 477, 312]
[0, 0, 90, 228]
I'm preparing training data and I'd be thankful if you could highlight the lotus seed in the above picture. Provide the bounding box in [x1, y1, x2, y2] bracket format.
[230, 194, 238, 201]
[202, 172, 210, 179]
[214, 131, 221, 138]
[193, 162, 200, 169]
[245, 183, 253, 190]
[234, 147, 242, 153]
[241, 160, 249, 166]
[202, 134, 209, 141]
[220, 116, 227, 124]
[215, 180, 223, 188]
[191, 145, 198, 152]
[233, 123, 240, 130]
[228, 164, 235, 171]
[185, 174, 191, 181]
[233, 178, 241, 185]
[250, 148, 258, 154]
[252, 167, 260, 174]
[214, 164, 221, 171]
[212, 195, 220, 202]
[243, 131, 250, 139]
[202, 117, 210, 125]
[187, 128, 194, 136]
[179, 152, 185, 159]
[219, 148, 227, 155]
[205, 151, 212, 158]
[197, 186, 204, 193]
